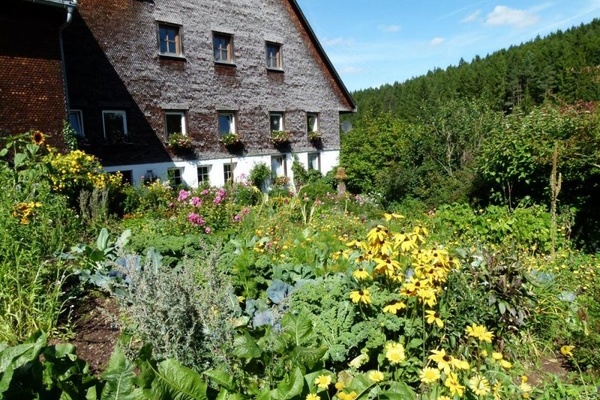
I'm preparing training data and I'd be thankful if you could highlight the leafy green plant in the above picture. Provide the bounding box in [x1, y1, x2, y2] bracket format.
[270, 130, 291, 145]
[250, 162, 272, 191]
[167, 132, 193, 152]
[221, 132, 242, 147]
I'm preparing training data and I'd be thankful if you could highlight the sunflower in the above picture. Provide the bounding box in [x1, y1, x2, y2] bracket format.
[425, 310, 444, 328]
[465, 323, 494, 343]
[32, 130, 45, 145]
[444, 371, 465, 397]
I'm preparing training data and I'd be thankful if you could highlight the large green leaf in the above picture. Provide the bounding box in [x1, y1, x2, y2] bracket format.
[380, 381, 417, 399]
[144, 359, 208, 400]
[101, 346, 143, 400]
[281, 313, 313, 347]
[232, 332, 262, 360]
[274, 367, 304, 400]
[203, 368, 234, 391]
[0, 332, 47, 394]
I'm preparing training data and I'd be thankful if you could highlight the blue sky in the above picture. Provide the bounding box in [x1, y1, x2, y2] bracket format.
[295, 0, 600, 91]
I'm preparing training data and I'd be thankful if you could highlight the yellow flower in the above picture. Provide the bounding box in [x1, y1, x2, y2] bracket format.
[519, 376, 532, 396]
[465, 323, 494, 343]
[491, 352, 503, 361]
[367, 370, 384, 383]
[444, 371, 465, 397]
[383, 301, 407, 314]
[499, 359, 512, 369]
[338, 391, 358, 400]
[429, 349, 453, 373]
[425, 310, 444, 328]
[335, 381, 346, 391]
[560, 345, 574, 357]
[385, 342, 406, 365]
[452, 358, 470, 371]
[437, 397, 451, 400]
[352, 268, 370, 280]
[468, 374, 491, 396]
[419, 367, 440, 384]
[348, 353, 369, 369]
[32, 130, 45, 145]
[306, 394, 320, 400]
[350, 289, 372, 305]
[314, 374, 331, 389]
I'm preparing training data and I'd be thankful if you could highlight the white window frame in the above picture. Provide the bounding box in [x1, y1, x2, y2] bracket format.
[307, 113, 318, 133]
[68, 109, 85, 137]
[308, 152, 321, 171]
[266, 42, 282, 69]
[213, 32, 233, 63]
[218, 111, 236, 135]
[270, 112, 284, 132]
[197, 165, 211, 185]
[165, 111, 187, 138]
[271, 155, 287, 177]
[223, 162, 236, 184]
[168, 167, 184, 186]
[158, 23, 182, 56]
[102, 110, 128, 140]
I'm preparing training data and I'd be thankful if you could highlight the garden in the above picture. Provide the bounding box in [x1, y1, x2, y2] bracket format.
[1, 130, 599, 400]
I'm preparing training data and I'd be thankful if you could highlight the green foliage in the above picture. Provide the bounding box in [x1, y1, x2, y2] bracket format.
[249, 162, 271, 191]
[62, 119, 79, 151]
[119, 244, 238, 372]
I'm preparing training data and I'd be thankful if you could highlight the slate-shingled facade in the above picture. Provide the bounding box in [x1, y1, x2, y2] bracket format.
[1, 0, 355, 187]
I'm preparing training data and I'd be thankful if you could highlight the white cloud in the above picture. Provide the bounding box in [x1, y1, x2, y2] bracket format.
[321, 36, 354, 46]
[461, 9, 481, 23]
[430, 37, 446, 46]
[379, 24, 401, 33]
[485, 6, 540, 28]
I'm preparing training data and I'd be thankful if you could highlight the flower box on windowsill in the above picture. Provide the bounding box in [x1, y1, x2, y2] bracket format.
[167, 133, 193, 152]
[221, 133, 242, 147]
[271, 130, 291, 145]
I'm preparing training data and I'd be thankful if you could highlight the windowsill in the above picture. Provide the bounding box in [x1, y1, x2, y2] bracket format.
[158, 53, 187, 61]
[266, 67, 284, 73]
[214, 61, 237, 67]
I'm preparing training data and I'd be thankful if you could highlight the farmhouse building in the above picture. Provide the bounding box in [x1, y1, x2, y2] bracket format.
[0, 0, 355, 187]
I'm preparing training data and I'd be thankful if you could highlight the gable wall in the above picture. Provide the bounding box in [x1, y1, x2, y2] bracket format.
[65, 0, 351, 166]
[0, 1, 67, 147]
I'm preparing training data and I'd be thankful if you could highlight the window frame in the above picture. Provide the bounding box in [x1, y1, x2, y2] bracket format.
[102, 110, 128, 140]
[223, 162, 236, 184]
[157, 23, 183, 57]
[213, 32, 234, 64]
[164, 111, 187, 139]
[168, 167, 183, 187]
[270, 112, 284, 132]
[218, 111, 236, 135]
[266, 42, 283, 70]
[306, 113, 319, 133]
[68, 109, 84, 137]
[307, 152, 321, 171]
[197, 165, 211, 185]
[271, 155, 287, 178]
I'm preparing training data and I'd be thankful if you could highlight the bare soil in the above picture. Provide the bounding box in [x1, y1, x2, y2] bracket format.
[68, 293, 121, 374]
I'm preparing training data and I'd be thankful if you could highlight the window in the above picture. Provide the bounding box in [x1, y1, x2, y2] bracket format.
[158, 23, 182, 56]
[168, 167, 183, 187]
[102, 110, 127, 140]
[68, 110, 84, 136]
[308, 153, 321, 171]
[307, 113, 318, 133]
[223, 163, 236, 184]
[218, 112, 236, 135]
[266, 42, 282, 69]
[270, 112, 284, 132]
[165, 111, 186, 137]
[271, 155, 286, 177]
[213, 33, 233, 63]
[197, 165, 210, 185]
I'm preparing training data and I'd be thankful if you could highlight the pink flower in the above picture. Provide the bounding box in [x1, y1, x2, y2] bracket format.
[178, 190, 190, 202]
[205, 227, 211, 234]
[201, 189, 209, 195]
[190, 196, 201, 207]
[188, 212, 205, 226]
